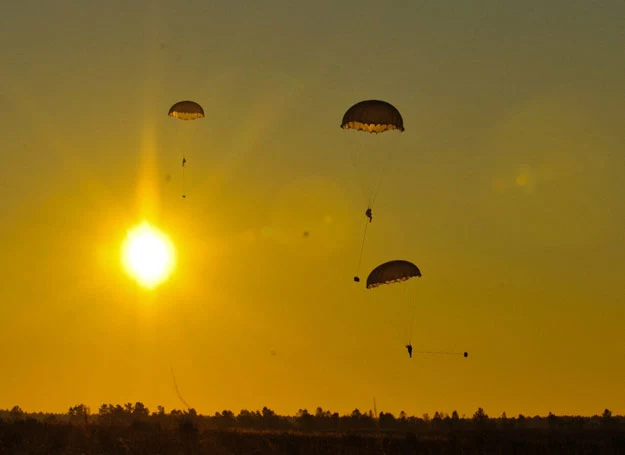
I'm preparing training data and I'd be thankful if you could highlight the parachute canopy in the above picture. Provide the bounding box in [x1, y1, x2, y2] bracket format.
[341, 100, 404, 133]
[168, 100, 205, 120]
[366, 260, 421, 289]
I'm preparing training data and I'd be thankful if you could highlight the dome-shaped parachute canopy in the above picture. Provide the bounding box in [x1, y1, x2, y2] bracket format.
[366, 260, 421, 289]
[341, 100, 404, 133]
[168, 100, 205, 120]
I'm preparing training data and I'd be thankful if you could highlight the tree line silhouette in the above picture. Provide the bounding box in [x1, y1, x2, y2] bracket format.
[2, 404, 625, 454]
[2, 403, 622, 432]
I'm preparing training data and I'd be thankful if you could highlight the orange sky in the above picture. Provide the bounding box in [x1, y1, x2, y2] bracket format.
[1, 1, 625, 418]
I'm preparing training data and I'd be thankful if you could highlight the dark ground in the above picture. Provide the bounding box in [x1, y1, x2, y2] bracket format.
[2, 420, 625, 455]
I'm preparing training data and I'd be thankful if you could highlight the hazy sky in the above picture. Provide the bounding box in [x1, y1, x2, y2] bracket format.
[1, 1, 625, 417]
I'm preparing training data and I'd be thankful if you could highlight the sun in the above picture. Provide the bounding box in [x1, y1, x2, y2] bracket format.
[121, 221, 176, 289]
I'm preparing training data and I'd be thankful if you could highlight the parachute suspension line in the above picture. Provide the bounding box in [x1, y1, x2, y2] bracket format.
[348, 143, 374, 283]
[368, 152, 388, 209]
[407, 278, 420, 345]
[170, 367, 192, 410]
[350, 148, 385, 212]
[408, 310, 415, 346]
[350, 142, 394, 283]
[355, 219, 369, 281]
[412, 350, 468, 357]
[369, 175, 383, 209]
[369, 134, 400, 209]
[347, 145, 372, 209]
[181, 155, 187, 199]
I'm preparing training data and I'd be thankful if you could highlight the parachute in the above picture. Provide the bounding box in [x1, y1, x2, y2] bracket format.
[167, 100, 204, 198]
[341, 100, 404, 282]
[366, 260, 468, 359]
[366, 260, 421, 289]
[364, 259, 421, 351]
[168, 101, 205, 120]
[341, 100, 404, 134]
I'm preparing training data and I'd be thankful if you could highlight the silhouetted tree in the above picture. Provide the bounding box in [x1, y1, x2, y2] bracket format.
[68, 404, 90, 425]
[602, 408, 616, 429]
[431, 411, 444, 431]
[10, 406, 24, 422]
[500, 411, 515, 430]
[314, 407, 327, 419]
[262, 406, 276, 418]
[445, 410, 460, 431]
[295, 409, 313, 430]
[106, 404, 129, 425]
[547, 412, 560, 430]
[237, 409, 259, 428]
[214, 410, 236, 429]
[472, 407, 489, 428]
[570, 415, 587, 431]
[132, 402, 149, 419]
[313, 407, 331, 430]
[361, 410, 376, 430]
[261, 406, 282, 429]
[329, 412, 340, 431]
[383, 412, 398, 430]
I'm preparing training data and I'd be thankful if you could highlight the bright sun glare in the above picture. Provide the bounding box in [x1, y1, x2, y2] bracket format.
[121, 221, 176, 289]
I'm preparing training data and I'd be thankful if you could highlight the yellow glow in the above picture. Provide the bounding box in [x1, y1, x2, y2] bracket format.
[516, 173, 528, 186]
[121, 221, 176, 289]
